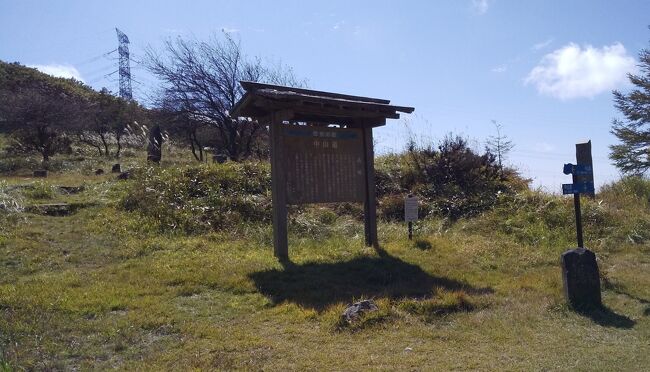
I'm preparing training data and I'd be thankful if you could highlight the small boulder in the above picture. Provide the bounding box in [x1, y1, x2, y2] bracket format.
[147, 125, 163, 163]
[111, 163, 121, 173]
[117, 171, 130, 180]
[95, 169, 104, 175]
[33, 169, 48, 178]
[341, 299, 379, 323]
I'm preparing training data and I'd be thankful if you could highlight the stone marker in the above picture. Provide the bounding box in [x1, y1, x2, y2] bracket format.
[111, 163, 121, 173]
[33, 169, 48, 178]
[561, 247, 601, 310]
[341, 299, 379, 322]
[95, 168, 104, 175]
[147, 125, 163, 163]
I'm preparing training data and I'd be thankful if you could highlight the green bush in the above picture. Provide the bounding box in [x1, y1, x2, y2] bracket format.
[22, 181, 55, 200]
[376, 135, 526, 220]
[0, 181, 23, 236]
[0, 155, 41, 173]
[599, 176, 650, 210]
[0, 181, 22, 212]
[120, 162, 272, 234]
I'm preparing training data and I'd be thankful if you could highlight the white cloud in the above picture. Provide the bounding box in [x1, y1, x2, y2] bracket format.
[28, 64, 83, 81]
[472, 0, 489, 14]
[531, 38, 553, 51]
[221, 27, 239, 34]
[332, 21, 345, 30]
[491, 65, 507, 73]
[524, 42, 636, 100]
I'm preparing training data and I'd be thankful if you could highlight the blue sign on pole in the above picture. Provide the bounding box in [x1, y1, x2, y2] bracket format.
[562, 182, 595, 195]
[574, 164, 593, 176]
[563, 163, 593, 177]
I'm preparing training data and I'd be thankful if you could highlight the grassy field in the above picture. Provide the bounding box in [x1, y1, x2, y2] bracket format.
[1, 155, 649, 370]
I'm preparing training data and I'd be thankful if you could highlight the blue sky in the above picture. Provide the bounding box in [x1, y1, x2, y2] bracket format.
[1, 0, 649, 191]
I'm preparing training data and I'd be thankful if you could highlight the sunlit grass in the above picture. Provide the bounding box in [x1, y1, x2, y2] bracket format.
[0, 154, 649, 369]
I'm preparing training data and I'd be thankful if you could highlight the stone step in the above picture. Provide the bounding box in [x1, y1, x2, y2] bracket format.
[24, 202, 95, 216]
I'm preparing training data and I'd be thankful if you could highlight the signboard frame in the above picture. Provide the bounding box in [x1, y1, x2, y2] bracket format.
[269, 111, 379, 259]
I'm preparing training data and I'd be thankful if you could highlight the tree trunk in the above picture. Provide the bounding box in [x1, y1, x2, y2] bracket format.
[196, 135, 204, 162]
[116, 134, 122, 158]
[100, 133, 110, 158]
[189, 131, 200, 161]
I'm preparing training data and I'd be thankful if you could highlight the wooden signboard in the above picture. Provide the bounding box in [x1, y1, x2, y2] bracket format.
[231, 81, 414, 260]
[283, 125, 365, 204]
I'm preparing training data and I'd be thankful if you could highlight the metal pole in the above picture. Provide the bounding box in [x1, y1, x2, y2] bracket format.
[408, 221, 413, 240]
[574, 193, 584, 248]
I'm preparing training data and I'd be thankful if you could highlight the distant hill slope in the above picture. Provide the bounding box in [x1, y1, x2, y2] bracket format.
[0, 60, 98, 99]
[0, 61, 102, 134]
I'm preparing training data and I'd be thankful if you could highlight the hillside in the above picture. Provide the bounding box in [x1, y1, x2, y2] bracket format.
[0, 156, 648, 370]
[0, 60, 96, 93]
[0, 61, 98, 119]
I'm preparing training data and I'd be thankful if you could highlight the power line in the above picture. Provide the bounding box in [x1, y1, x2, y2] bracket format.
[74, 48, 117, 66]
[83, 64, 118, 80]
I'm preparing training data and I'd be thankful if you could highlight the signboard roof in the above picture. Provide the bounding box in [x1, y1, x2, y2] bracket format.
[231, 81, 415, 126]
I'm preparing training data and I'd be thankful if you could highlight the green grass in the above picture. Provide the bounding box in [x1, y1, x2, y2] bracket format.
[0, 156, 649, 369]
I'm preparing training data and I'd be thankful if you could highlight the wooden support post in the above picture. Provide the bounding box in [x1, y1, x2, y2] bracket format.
[362, 126, 378, 247]
[573, 193, 584, 248]
[270, 110, 290, 260]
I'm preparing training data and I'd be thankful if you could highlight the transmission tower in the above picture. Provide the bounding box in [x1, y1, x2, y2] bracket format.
[115, 28, 133, 100]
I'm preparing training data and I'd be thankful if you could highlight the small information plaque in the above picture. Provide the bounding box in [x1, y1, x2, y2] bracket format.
[404, 195, 419, 222]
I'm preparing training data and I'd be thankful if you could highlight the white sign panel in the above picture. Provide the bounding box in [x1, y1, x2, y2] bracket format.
[404, 196, 419, 222]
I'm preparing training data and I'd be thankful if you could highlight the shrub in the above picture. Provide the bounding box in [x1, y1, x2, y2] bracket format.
[22, 181, 55, 200]
[599, 176, 650, 210]
[120, 162, 272, 234]
[378, 194, 405, 221]
[376, 135, 526, 220]
[0, 181, 23, 235]
[0, 181, 22, 213]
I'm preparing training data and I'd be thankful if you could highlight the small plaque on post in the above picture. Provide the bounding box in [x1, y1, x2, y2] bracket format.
[404, 195, 419, 222]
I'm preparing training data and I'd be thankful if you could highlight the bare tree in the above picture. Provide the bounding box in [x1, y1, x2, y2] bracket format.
[486, 120, 514, 172]
[0, 83, 84, 162]
[146, 33, 304, 161]
[75, 88, 145, 158]
[151, 96, 214, 161]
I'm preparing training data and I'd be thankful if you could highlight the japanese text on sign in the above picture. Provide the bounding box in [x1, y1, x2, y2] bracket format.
[283, 125, 366, 204]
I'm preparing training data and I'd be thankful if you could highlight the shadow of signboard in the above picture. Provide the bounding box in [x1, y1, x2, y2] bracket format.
[249, 249, 493, 311]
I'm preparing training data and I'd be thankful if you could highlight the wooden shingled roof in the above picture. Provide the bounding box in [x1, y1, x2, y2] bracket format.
[231, 81, 414, 127]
